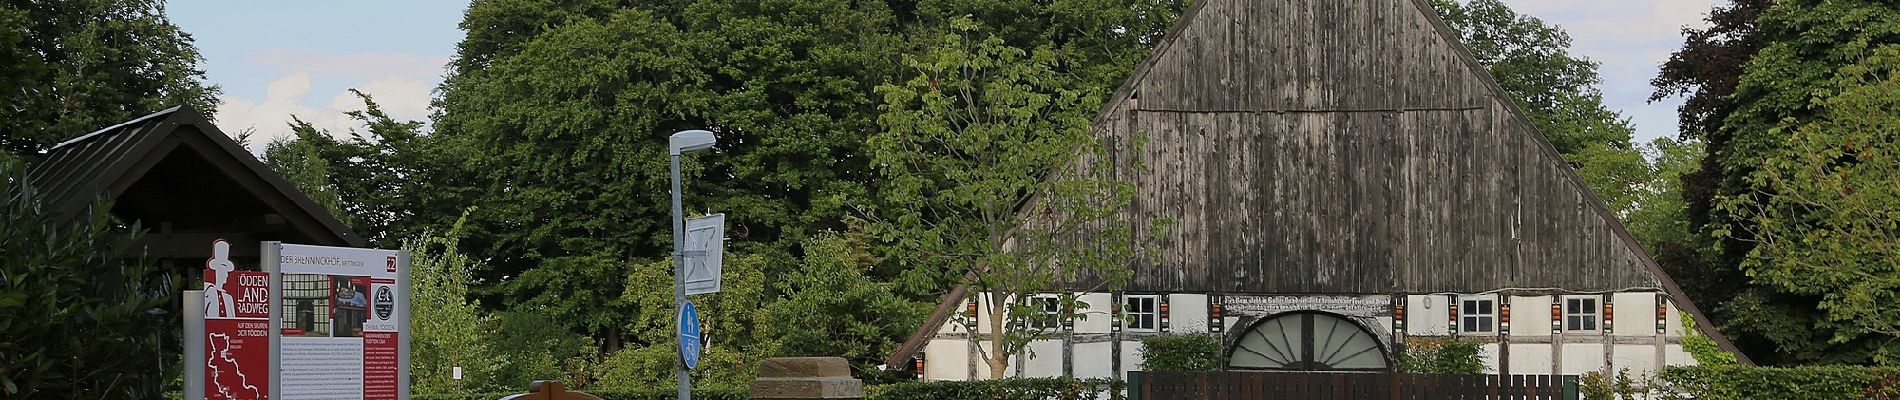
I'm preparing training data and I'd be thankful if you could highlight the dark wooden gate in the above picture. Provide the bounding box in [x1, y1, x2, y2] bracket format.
[1128, 371, 1578, 400]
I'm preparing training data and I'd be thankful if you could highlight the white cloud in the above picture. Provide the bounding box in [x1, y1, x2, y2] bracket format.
[213, 49, 446, 154]
[1494, 0, 1721, 142]
[215, 73, 437, 154]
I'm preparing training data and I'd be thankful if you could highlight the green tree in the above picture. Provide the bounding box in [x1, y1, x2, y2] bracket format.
[1139, 334, 1226, 372]
[0, 161, 175, 399]
[763, 229, 927, 381]
[0, 0, 217, 158]
[1718, 43, 1900, 364]
[405, 215, 506, 394]
[1398, 338, 1485, 374]
[1431, 0, 1650, 216]
[262, 91, 470, 248]
[1649, 0, 1772, 361]
[869, 17, 1156, 379]
[1667, 0, 1900, 365]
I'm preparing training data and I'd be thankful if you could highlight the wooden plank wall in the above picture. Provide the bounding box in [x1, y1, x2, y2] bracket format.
[1084, 0, 1657, 294]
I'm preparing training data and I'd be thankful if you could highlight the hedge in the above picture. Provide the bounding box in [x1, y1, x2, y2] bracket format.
[1656, 365, 1900, 400]
[416, 378, 1121, 400]
[412, 388, 749, 400]
[871, 377, 1123, 400]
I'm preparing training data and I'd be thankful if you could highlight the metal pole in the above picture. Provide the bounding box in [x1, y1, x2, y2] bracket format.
[671, 152, 691, 400]
[184, 290, 204, 400]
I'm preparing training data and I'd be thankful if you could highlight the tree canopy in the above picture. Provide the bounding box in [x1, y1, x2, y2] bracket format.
[0, 0, 217, 158]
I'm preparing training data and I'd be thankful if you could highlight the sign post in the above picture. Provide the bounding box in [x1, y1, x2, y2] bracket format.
[670, 129, 717, 400]
[201, 239, 271, 400]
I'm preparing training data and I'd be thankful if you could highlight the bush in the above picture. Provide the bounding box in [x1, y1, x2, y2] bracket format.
[1397, 338, 1484, 374]
[870, 377, 1123, 400]
[1140, 334, 1225, 371]
[412, 388, 749, 400]
[1656, 365, 1900, 400]
[1, 160, 176, 399]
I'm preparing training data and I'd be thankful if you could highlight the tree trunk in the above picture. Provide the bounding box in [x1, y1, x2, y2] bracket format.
[987, 294, 1009, 379]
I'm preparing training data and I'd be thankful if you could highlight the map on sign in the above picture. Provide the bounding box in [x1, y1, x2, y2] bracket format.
[683, 214, 725, 295]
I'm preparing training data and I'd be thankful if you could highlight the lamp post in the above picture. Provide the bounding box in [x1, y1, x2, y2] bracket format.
[669, 129, 715, 400]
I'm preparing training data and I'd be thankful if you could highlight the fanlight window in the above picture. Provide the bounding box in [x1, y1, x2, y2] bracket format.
[1228, 312, 1388, 371]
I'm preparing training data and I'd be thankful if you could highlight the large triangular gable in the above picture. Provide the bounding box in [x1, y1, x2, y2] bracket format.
[889, 0, 1750, 366]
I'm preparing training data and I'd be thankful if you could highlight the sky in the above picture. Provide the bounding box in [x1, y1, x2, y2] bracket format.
[165, 0, 1716, 154]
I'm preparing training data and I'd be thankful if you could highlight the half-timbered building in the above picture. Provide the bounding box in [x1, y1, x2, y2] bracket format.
[885, 0, 1750, 381]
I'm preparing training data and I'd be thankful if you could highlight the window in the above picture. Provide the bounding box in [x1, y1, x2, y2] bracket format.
[1460, 297, 1495, 333]
[1123, 295, 1158, 331]
[1027, 296, 1062, 330]
[1565, 297, 1600, 332]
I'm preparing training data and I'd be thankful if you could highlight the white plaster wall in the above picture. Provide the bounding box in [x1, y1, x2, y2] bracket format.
[924, 339, 971, 381]
[1407, 295, 1451, 336]
[1665, 344, 1698, 366]
[1023, 339, 1064, 378]
[1610, 343, 1663, 378]
[1666, 299, 1688, 336]
[1507, 343, 1553, 375]
[976, 293, 999, 335]
[1169, 294, 1208, 334]
[1510, 296, 1553, 337]
[1560, 343, 1606, 375]
[1119, 341, 1144, 379]
[1073, 342, 1114, 379]
[1611, 293, 1655, 336]
[1075, 292, 1114, 333]
[1479, 343, 1502, 374]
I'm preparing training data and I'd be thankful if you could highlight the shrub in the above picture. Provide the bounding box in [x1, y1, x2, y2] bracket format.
[412, 388, 749, 400]
[870, 377, 1122, 400]
[1140, 334, 1225, 371]
[1, 160, 176, 398]
[1397, 338, 1484, 374]
[1656, 365, 1900, 400]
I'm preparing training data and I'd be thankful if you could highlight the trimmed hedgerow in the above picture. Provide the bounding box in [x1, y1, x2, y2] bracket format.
[1655, 365, 1900, 400]
[1140, 334, 1226, 372]
[869, 377, 1123, 400]
[412, 388, 749, 400]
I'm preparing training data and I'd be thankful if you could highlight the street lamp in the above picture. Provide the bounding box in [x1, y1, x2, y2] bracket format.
[669, 129, 715, 400]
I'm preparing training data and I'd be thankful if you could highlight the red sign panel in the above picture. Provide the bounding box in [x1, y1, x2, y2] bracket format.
[204, 240, 270, 400]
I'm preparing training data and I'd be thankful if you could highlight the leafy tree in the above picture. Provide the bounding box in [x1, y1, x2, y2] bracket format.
[868, 17, 1155, 379]
[0, 0, 217, 158]
[763, 229, 927, 381]
[434, 0, 905, 346]
[1649, 0, 1774, 362]
[1430, 0, 1650, 216]
[1655, 0, 1900, 365]
[406, 214, 506, 394]
[0, 160, 174, 398]
[262, 91, 471, 248]
[1718, 42, 1900, 364]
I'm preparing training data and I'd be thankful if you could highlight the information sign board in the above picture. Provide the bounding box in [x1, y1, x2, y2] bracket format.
[267, 242, 409, 400]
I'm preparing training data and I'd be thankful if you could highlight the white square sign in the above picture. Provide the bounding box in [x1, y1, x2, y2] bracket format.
[683, 214, 725, 295]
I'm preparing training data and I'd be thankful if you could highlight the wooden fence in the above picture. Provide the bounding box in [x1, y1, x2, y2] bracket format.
[1127, 371, 1578, 400]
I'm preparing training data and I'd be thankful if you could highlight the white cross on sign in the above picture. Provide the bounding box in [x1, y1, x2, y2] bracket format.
[682, 214, 725, 295]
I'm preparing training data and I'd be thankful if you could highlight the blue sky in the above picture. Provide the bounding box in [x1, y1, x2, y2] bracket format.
[166, 0, 1716, 153]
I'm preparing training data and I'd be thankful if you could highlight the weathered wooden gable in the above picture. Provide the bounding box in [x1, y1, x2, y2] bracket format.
[1092, 0, 1658, 294]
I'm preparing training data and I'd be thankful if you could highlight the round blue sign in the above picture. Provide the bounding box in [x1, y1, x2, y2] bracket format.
[679, 301, 702, 370]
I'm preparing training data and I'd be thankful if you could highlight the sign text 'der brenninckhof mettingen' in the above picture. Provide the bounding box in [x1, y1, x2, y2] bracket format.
[270, 242, 411, 400]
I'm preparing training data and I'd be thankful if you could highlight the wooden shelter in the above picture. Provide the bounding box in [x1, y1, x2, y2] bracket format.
[890, 0, 1749, 380]
[25, 106, 363, 269]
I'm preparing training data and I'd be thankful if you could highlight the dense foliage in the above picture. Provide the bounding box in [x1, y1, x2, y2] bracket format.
[0, 0, 217, 159]
[1656, 365, 1900, 399]
[1397, 338, 1484, 374]
[412, 388, 750, 400]
[870, 377, 1123, 400]
[1652, 0, 1900, 365]
[0, 161, 175, 398]
[1138, 334, 1225, 372]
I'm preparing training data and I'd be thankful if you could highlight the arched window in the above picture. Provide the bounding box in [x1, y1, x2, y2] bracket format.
[1228, 311, 1389, 371]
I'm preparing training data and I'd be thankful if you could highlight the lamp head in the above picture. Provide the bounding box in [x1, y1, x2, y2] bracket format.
[669, 130, 717, 155]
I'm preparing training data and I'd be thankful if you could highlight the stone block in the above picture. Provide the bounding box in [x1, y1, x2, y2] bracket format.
[750, 357, 863, 400]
